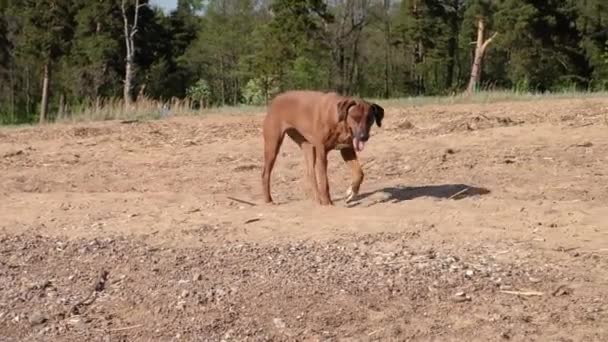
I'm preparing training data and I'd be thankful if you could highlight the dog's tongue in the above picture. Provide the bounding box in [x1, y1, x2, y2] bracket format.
[354, 138, 365, 152]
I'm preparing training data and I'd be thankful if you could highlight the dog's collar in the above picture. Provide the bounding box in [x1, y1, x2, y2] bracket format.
[334, 143, 351, 150]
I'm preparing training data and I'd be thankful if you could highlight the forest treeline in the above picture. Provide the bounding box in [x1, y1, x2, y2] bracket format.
[0, 0, 607, 124]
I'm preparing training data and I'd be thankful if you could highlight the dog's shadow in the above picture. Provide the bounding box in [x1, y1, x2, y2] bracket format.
[350, 183, 490, 206]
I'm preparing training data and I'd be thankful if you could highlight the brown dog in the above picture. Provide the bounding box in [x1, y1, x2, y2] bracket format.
[261, 90, 384, 205]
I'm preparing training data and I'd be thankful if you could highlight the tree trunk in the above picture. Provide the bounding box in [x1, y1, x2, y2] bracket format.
[446, 0, 460, 89]
[26, 65, 31, 117]
[383, 0, 391, 98]
[96, 96, 101, 114]
[9, 63, 15, 119]
[466, 17, 497, 95]
[220, 56, 225, 106]
[122, 0, 143, 108]
[58, 93, 65, 119]
[412, 0, 424, 95]
[40, 61, 50, 124]
[124, 56, 133, 105]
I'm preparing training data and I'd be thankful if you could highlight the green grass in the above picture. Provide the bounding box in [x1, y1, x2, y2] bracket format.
[371, 90, 608, 107]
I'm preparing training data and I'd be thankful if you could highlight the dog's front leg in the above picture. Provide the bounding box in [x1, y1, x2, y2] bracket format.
[314, 146, 333, 205]
[302, 143, 319, 202]
[340, 147, 364, 203]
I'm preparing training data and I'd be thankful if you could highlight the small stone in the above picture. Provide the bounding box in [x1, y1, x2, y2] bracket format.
[193, 273, 202, 281]
[180, 290, 190, 298]
[273, 318, 286, 329]
[529, 277, 541, 283]
[451, 292, 471, 303]
[28, 312, 47, 326]
[465, 270, 474, 278]
[552, 285, 573, 297]
[176, 300, 186, 310]
[67, 316, 82, 325]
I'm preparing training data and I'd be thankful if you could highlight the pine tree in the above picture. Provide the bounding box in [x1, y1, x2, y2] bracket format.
[12, 0, 75, 122]
[574, 0, 608, 89]
[69, 0, 122, 103]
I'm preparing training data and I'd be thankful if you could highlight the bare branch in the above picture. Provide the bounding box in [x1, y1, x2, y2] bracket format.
[132, 0, 143, 33]
[121, 0, 130, 57]
[481, 32, 498, 51]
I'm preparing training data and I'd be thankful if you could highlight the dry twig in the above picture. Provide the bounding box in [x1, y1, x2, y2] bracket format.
[227, 196, 257, 206]
[500, 290, 543, 297]
[448, 187, 470, 200]
[109, 324, 144, 332]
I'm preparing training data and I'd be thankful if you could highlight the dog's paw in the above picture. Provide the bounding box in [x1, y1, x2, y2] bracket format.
[344, 186, 358, 203]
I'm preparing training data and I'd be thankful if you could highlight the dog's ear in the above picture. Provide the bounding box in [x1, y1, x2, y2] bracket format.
[372, 103, 384, 127]
[337, 99, 356, 122]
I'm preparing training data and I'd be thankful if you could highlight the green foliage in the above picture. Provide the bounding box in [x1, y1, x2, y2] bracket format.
[242, 78, 269, 105]
[186, 78, 211, 102]
[1, 0, 608, 124]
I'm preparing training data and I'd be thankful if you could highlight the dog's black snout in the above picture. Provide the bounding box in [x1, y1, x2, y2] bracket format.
[359, 132, 370, 142]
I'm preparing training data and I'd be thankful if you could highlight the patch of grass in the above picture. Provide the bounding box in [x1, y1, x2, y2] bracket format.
[54, 97, 264, 124]
[372, 90, 608, 107]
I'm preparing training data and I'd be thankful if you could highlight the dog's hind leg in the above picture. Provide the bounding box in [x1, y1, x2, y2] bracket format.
[262, 118, 285, 204]
[340, 147, 364, 203]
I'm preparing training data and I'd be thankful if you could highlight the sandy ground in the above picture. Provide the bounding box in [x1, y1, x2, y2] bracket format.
[1, 97, 607, 341]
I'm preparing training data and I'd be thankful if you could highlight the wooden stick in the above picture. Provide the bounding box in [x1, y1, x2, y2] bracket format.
[109, 324, 144, 332]
[448, 187, 469, 200]
[227, 196, 257, 206]
[500, 290, 543, 296]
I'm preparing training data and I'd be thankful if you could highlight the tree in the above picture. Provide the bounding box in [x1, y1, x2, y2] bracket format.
[466, 16, 497, 94]
[69, 0, 122, 104]
[252, 0, 332, 93]
[14, 0, 75, 123]
[573, 0, 608, 89]
[1, 0, 608, 125]
[121, 0, 147, 106]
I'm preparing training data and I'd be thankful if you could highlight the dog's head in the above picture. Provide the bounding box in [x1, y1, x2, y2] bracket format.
[337, 97, 384, 152]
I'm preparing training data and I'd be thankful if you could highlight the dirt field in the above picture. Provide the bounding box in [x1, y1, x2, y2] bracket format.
[1, 97, 608, 341]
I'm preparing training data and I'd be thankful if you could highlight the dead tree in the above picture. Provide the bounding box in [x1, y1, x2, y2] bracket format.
[39, 61, 50, 123]
[121, 0, 145, 107]
[466, 17, 497, 95]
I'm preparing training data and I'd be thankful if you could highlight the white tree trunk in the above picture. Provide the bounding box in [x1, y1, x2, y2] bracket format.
[121, 0, 144, 108]
[466, 17, 497, 95]
[124, 56, 133, 105]
[40, 62, 50, 123]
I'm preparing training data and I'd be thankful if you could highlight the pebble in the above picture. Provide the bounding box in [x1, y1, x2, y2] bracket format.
[28, 312, 47, 326]
[273, 318, 286, 329]
[451, 292, 471, 303]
